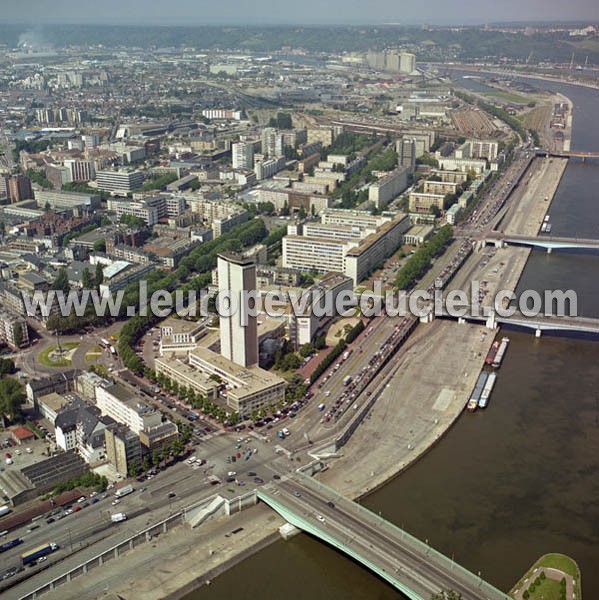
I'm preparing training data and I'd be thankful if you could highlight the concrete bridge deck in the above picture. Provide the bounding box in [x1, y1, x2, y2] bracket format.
[258, 473, 510, 600]
[437, 308, 599, 335]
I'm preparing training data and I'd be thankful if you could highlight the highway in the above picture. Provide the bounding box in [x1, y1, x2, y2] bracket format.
[1, 429, 292, 596]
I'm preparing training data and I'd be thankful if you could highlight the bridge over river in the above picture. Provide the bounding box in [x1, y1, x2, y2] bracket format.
[258, 473, 511, 600]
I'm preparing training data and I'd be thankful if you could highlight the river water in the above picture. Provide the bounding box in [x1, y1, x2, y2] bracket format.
[187, 74, 599, 600]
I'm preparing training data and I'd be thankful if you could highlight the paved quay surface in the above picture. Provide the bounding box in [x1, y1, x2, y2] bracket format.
[319, 319, 495, 499]
[24, 505, 284, 600]
[502, 157, 567, 238]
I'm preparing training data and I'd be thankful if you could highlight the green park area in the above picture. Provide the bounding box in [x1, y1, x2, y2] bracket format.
[511, 553, 581, 600]
[38, 343, 81, 368]
[486, 90, 534, 105]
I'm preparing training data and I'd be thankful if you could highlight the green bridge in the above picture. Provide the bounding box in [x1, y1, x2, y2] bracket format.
[257, 473, 512, 600]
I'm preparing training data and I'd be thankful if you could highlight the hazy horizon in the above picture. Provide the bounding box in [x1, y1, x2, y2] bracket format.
[1, 0, 597, 27]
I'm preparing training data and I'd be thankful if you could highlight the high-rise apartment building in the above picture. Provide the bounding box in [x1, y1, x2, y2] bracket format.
[397, 138, 416, 172]
[232, 142, 255, 170]
[217, 253, 258, 368]
[261, 128, 284, 158]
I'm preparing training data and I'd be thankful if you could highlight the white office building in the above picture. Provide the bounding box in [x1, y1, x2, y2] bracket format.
[218, 253, 259, 368]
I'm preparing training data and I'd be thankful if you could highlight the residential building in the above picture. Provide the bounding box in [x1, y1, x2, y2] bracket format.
[368, 167, 409, 209]
[8, 175, 33, 203]
[255, 156, 286, 180]
[232, 141, 255, 170]
[283, 213, 409, 284]
[446, 203, 462, 225]
[0, 310, 29, 349]
[96, 382, 162, 434]
[397, 138, 416, 172]
[261, 128, 284, 158]
[105, 425, 142, 477]
[98, 262, 154, 296]
[408, 191, 446, 213]
[422, 180, 460, 195]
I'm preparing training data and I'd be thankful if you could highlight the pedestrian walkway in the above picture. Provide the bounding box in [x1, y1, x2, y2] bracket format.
[512, 566, 576, 600]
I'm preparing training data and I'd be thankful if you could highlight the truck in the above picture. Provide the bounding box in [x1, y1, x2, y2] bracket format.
[20, 542, 58, 566]
[343, 376, 353, 386]
[114, 484, 134, 498]
[342, 350, 352, 361]
[0, 505, 11, 518]
[111, 513, 127, 523]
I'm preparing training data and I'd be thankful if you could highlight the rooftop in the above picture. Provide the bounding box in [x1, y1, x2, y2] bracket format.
[190, 346, 285, 399]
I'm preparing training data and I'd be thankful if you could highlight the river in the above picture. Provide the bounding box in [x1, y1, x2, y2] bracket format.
[187, 73, 599, 600]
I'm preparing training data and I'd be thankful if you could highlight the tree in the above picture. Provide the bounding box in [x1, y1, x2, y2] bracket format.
[51, 267, 70, 293]
[82, 268, 93, 289]
[0, 378, 25, 421]
[314, 334, 327, 350]
[95, 263, 104, 287]
[12, 322, 24, 349]
[0, 358, 16, 376]
[93, 239, 106, 253]
[142, 455, 151, 472]
[299, 343, 314, 358]
[128, 460, 139, 477]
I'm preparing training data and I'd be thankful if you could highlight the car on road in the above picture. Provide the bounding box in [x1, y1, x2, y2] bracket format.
[273, 474, 281, 480]
[168, 492, 176, 498]
[111, 499, 120, 505]
[327, 501, 335, 508]
[316, 515, 326, 523]
[293, 491, 301, 497]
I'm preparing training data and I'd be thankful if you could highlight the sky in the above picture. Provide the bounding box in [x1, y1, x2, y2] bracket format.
[2, 0, 598, 26]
